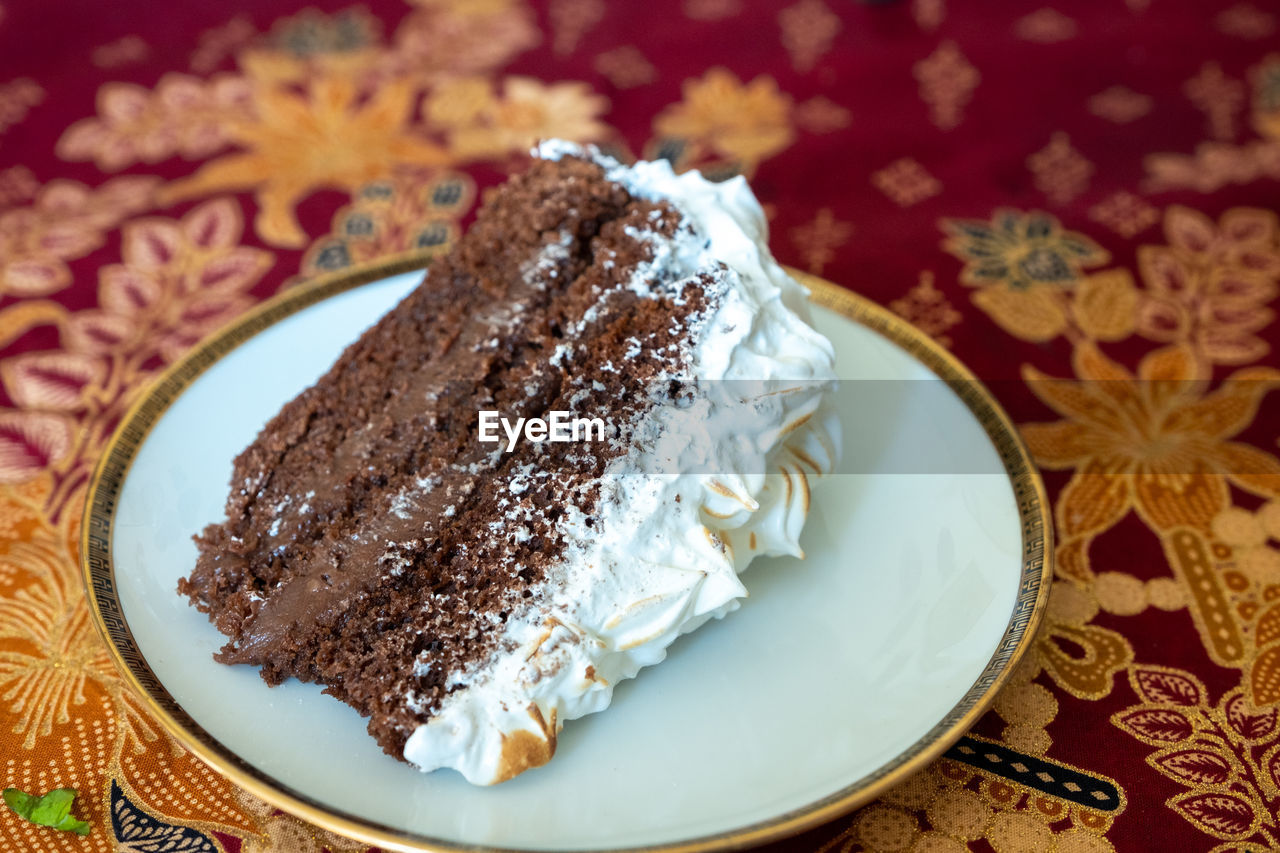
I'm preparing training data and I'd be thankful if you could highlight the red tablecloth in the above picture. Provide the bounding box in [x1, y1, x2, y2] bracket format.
[3, 1, 1280, 850]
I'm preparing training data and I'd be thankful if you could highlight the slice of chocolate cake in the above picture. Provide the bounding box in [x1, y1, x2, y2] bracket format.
[179, 142, 839, 784]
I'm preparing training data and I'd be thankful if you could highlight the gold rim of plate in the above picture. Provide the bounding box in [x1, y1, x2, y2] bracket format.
[80, 254, 1053, 853]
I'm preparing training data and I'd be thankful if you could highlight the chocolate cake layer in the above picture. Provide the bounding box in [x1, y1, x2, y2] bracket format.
[179, 156, 709, 757]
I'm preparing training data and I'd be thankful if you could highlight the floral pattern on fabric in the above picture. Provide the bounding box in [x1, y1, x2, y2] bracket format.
[1022, 342, 1280, 577]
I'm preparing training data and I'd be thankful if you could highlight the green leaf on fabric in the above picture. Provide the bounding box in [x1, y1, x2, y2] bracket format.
[3, 787, 91, 836]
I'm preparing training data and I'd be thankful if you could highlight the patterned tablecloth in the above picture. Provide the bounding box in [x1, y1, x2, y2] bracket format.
[3, 0, 1280, 850]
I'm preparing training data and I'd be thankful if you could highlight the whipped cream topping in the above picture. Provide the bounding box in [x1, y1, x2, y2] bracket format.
[401, 142, 841, 784]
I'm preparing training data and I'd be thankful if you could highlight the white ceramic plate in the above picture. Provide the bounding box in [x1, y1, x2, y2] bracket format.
[83, 260, 1050, 852]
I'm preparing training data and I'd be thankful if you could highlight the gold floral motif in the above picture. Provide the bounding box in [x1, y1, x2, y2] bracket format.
[549, 0, 605, 56]
[109, 752, 258, 847]
[1250, 53, 1280, 145]
[1145, 55, 1280, 192]
[0, 194, 284, 851]
[940, 209, 1110, 341]
[1088, 86, 1153, 124]
[157, 73, 449, 247]
[0, 198, 271, 521]
[1027, 581, 1134, 699]
[889, 271, 961, 348]
[0, 165, 38, 209]
[912, 0, 946, 31]
[189, 14, 256, 74]
[235, 789, 365, 853]
[827, 752, 1123, 853]
[942, 209, 1108, 291]
[300, 170, 475, 278]
[1089, 191, 1160, 239]
[778, 0, 841, 73]
[2, 351, 103, 413]
[88, 198, 274, 362]
[1185, 62, 1246, 141]
[0, 481, 126, 853]
[1092, 571, 1154, 616]
[1021, 342, 1280, 580]
[1134, 206, 1279, 365]
[0, 194, 280, 845]
[794, 95, 851, 134]
[0, 78, 43, 136]
[1216, 4, 1277, 39]
[267, 6, 382, 61]
[382, 0, 540, 86]
[1013, 8, 1077, 43]
[61, 0, 547, 253]
[971, 267, 1103, 342]
[0, 541, 115, 750]
[1145, 140, 1280, 193]
[0, 413, 74, 485]
[682, 0, 741, 20]
[593, 46, 657, 90]
[992, 678, 1057, 754]
[1164, 527, 1247, 667]
[0, 176, 158, 299]
[914, 41, 978, 130]
[230, 8, 386, 89]
[1027, 133, 1093, 206]
[90, 35, 149, 69]
[1214, 504, 1280, 587]
[790, 208, 853, 275]
[0, 480, 260, 849]
[1112, 665, 1280, 847]
[872, 158, 941, 207]
[653, 67, 795, 171]
[57, 73, 252, 171]
[1200, 503, 1280, 705]
[433, 76, 611, 163]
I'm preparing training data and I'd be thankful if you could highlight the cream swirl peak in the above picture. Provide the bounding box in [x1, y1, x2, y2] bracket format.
[401, 143, 839, 784]
[180, 142, 838, 786]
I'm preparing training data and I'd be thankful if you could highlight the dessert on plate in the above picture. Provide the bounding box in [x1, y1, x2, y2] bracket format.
[178, 141, 839, 784]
